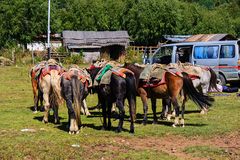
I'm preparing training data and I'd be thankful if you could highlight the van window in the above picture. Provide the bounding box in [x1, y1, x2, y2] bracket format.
[152, 46, 173, 64]
[220, 45, 235, 58]
[194, 46, 219, 59]
[176, 46, 192, 63]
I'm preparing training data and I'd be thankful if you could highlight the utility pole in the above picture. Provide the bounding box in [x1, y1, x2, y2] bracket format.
[47, 0, 51, 59]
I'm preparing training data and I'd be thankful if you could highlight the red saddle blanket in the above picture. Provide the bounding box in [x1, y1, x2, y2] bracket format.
[40, 65, 64, 79]
[61, 68, 90, 87]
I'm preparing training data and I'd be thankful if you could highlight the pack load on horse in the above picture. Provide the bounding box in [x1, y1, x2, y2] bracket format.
[124, 63, 214, 127]
[29, 61, 47, 112]
[61, 64, 92, 134]
[164, 62, 219, 116]
[87, 61, 136, 133]
[38, 59, 65, 124]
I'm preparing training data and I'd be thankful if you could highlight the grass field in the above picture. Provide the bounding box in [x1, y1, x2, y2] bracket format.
[0, 65, 239, 160]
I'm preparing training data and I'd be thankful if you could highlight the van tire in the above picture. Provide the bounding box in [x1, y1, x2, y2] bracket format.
[218, 74, 226, 86]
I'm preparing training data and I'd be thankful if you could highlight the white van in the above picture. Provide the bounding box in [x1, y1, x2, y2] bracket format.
[150, 40, 240, 85]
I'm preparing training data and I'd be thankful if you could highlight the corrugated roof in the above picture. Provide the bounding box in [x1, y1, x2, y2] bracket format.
[62, 30, 130, 48]
[184, 34, 237, 42]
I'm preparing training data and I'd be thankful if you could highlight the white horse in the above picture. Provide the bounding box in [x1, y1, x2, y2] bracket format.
[163, 63, 218, 125]
[39, 60, 63, 124]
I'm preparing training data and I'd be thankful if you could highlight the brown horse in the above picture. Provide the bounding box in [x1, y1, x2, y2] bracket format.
[29, 61, 47, 112]
[124, 63, 214, 127]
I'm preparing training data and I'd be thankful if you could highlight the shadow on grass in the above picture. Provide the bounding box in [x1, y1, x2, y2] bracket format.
[33, 115, 64, 124]
[55, 121, 130, 133]
[28, 106, 44, 112]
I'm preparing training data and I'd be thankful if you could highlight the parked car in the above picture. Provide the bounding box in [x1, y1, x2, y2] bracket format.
[150, 40, 240, 85]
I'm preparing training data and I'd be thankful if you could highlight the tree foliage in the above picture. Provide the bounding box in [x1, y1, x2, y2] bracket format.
[0, 0, 239, 48]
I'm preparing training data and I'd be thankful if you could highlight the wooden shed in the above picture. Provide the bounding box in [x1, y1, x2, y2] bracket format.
[62, 30, 130, 62]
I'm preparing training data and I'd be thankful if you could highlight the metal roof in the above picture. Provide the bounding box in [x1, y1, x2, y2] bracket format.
[184, 34, 237, 42]
[62, 30, 130, 48]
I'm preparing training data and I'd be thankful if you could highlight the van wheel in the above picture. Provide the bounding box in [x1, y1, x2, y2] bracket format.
[218, 74, 226, 86]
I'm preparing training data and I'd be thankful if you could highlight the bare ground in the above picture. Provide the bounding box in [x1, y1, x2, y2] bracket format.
[83, 131, 240, 160]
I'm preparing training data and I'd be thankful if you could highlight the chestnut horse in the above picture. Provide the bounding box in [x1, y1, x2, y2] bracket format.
[87, 66, 136, 133]
[29, 61, 46, 112]
[124, 63, 214, 127]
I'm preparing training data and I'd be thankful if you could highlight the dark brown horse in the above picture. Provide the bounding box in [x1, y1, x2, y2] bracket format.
[61, 67, 89, 134]
[124, 63, 214, 127]
[87, 66, 136, 133]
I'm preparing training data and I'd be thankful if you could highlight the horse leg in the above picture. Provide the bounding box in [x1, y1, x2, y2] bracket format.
[151, 98, 157, 124]
[200, 86, 209, 114]
[82, 99, 91, 116]
[116, 98, 125, 133]
[53, 104, 60, 124]
[42, 92, 50, 123]
[128, 96, 135, 133]
[172, 97, 180, 127]
[107, 101, 112, 130]
[101, 98, 107, 130]
[38, 90, 44, 111]
[66, 99, 79, 134]
[140, 93, 148, 125]
[32, 79, 39, 113]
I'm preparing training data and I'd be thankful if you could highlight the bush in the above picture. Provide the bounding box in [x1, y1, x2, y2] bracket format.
[64, 53, 84, 64]
[125, 47, 143, 63]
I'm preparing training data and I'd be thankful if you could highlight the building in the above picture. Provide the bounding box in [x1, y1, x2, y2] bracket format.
[27, 33, 62, 52]
[184, 34, 237, 42]
[62, 30, 130, 62]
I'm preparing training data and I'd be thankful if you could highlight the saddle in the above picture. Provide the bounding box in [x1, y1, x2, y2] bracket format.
[40, 65, 64, 80]
[94, 63, 134, 86]
[62, 68, 92, 87]
[140, 64, 183, 88]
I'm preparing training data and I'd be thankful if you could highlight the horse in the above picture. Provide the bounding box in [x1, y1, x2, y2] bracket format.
[29, 61, 46, 112]
[61, 66, 90, 134]
[124, 63, 214, 127]
[39, 59, 64, 124]
[163, 63, 219, 117]
[87, 64, 136, 133]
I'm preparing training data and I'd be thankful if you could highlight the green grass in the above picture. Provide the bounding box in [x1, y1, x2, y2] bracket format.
[184, 146, 229, 160]
[0, 65, 239, 159]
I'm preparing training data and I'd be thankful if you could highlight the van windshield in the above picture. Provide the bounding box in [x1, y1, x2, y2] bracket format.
[151, 46, 173, 64]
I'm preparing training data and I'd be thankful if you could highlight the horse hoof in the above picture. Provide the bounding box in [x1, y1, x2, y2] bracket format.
[42, 119, 48, 124]
[75, 130, 80, 134]
[152, 121, 157, 125]
[54, 120, 60, 124]
[33, 111, 38, 114]
[182, 125, 185, 128]
[101, 126, 106, 131]
[129, 130, 134, 134]
[172, 124, 176, 128]
[115, 128, 122, 133]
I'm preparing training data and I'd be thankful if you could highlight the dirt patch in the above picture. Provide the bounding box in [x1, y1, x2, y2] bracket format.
[114, 131, 240, 160]
[83, 131, 240, 160]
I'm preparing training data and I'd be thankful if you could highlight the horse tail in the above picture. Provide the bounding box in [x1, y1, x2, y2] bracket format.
[71, 75, 82, 126]
[208, 68, 219, 91]
[182, 72, 214, 109]
[50, 70, 62, 105]
[125, 73, 137, 121]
